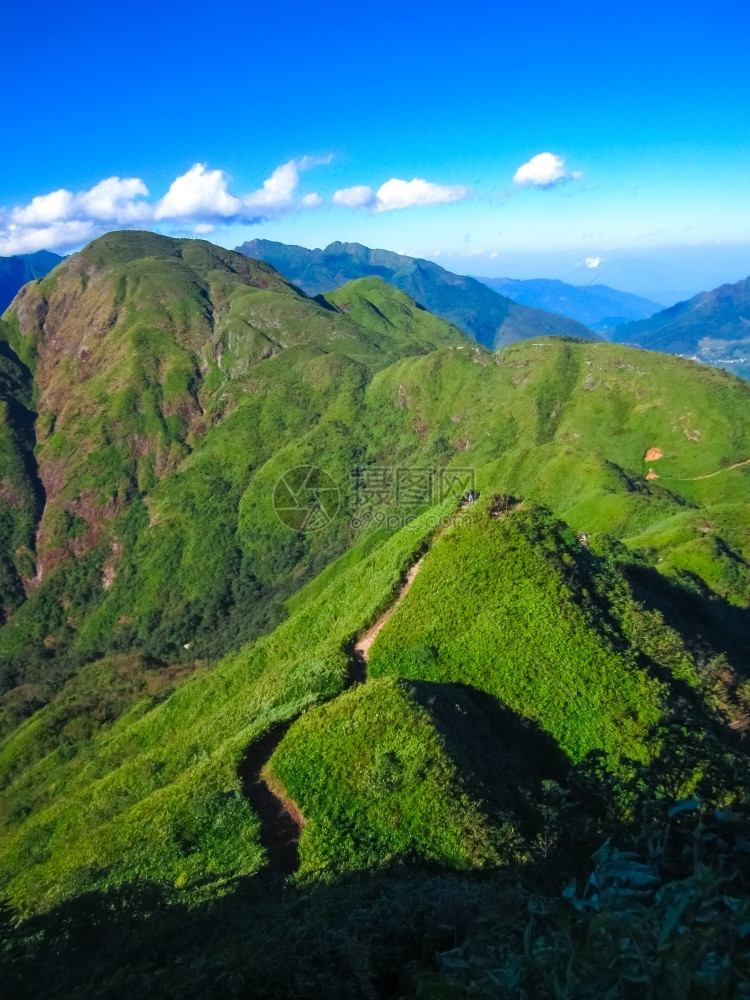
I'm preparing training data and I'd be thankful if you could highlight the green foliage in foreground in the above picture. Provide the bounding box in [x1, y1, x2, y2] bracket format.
[2, 795, 748, 999]
[423, 813, 750, 999]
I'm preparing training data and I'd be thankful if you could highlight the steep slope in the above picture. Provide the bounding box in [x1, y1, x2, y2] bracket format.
[322, 276, 467, 347]
[0, 492, 740, 914]
[612, 275, 750, 379]
[476, 275, 662, 331]
[0, 251, 62, 313]
[268, 676, 567, 873]
[237, 238, 598, 348]
[0, 341, 41, 630]
[0, 231, 469, 706]
[368, 503, 669, 762]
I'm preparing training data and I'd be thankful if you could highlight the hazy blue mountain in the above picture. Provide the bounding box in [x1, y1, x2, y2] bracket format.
[0, 250, 62, 312]
[611, 275, 750, 380]
[474, 275, 663, 332]
[236, 239, 598, 349]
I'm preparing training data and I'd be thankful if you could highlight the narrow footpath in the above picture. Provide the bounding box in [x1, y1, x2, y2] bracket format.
[239, 551, 429, 874]
[238, 721, 303, 874]
[660, 457, 750, 482]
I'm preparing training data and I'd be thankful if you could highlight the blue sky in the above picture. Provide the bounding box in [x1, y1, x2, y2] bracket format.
[3, 0, 749, 301]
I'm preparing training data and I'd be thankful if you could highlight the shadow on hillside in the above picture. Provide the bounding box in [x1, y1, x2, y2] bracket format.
[407, 680, 571, 836]
[0, 862, 534, 1000]
[0, 339, 46, 519]
[626, 562, 750, 683]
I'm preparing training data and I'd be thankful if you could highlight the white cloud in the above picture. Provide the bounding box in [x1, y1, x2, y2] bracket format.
[78, 177, 151, 221]
[513, 152, 580, 188]
[333, 177, 471, 213]
[300, 192, 323, 210]
[0, 219, 97, 256]
[332, 185, 377, 209]
[0, 159, 475, 256]
[0, 158, 331, 255]
[242, 160, 300, 218]
[0, 176, 152, 254]
[584, 256, 604, 268]
[296, 154, 334, 170]
[13, 189, 76, 226]
[155, 164, 241, 220]
[374, 177, 471, 211]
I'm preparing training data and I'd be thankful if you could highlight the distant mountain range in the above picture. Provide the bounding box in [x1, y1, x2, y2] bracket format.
[612, 275, 750, 380]
[236, 239, 597, 348]
[0, 250, 62, 312]
[474, 275, 663, 332]
[4, 240, 748, 382]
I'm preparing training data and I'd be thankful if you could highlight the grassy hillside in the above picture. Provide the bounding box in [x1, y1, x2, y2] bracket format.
[368, 502, 682, 763]
[269, 677, 512, 874]
[0, 502, 448, 911]
[0, 491, 732, 914]
[0, 233, 748, 995]
[0, 232, 468, 705]
[237, 238, 597, 348]
[0, 236, 746, 729]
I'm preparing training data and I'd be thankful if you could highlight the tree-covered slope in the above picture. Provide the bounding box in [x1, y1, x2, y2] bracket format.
[237, 238, 598, 348]
[613, 274, 750, 379]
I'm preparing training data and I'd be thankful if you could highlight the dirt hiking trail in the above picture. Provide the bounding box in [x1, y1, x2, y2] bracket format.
[661, 457, 750, 482]
[240, 551, 429, 873]
[238, 722, 304, 874]
[355, 556, 425, 662]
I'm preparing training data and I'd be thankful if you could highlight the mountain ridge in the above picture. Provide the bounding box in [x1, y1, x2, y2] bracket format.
[474, 274, 663, 331]
[612, 274, 750, 379]
[237, 238, 599, 348]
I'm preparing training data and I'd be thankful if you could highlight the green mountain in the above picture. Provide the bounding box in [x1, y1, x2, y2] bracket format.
[1, 231, 749, 998]
[612, 274, 750, 379]
[0, 250, 62, 313]
[0, 231, 467, 712]
[476, 274, 663, 331]
[237, 238, 598, 348]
